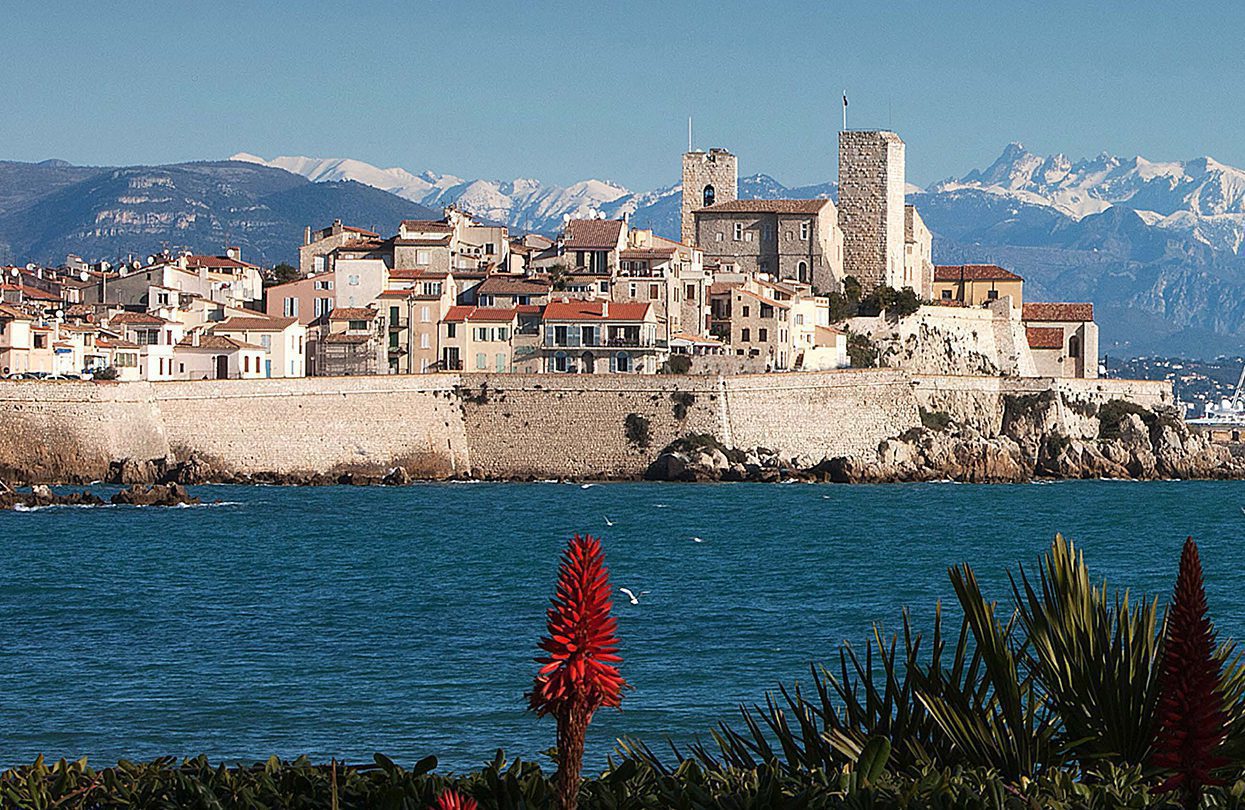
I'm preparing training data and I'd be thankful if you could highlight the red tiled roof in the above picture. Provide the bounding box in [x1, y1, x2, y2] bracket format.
[1026, 326, 1065, 349]
[328, 307, 377, 321]
[214, 315, 298, 331]
[400, 220, 452, 232]
[344, 225, 380, 236]
[176, 334, 262, 351]
[563, 219, 625, 250]
[443, 306, 520, 323]
[1023, 302, 1094, 322]
[0, 303, 31, 320]
[185, 255, 258, 270]
[542, 300, 650, 322]
[619, 247, 677, 260]
[476, 275, 552, 295]
[697, 199, 831, 214]
[933, 264, 1024, 282]
[97, 338, 139, 349]
[109, 311, 168, 325]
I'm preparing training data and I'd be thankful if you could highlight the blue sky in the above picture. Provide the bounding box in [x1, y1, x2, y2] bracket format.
[4, 1, 1243, 190]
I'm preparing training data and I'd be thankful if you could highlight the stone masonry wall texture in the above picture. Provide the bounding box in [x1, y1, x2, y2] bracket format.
[0, 371, 1175, 482]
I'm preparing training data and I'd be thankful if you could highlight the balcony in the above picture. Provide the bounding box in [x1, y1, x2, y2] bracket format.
[543, 337, 666, 350]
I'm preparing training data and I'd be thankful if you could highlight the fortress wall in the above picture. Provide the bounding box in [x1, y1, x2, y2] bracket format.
[0, 372, 1174, 483]
[913, 375, 1174, 434]
[155, 376, 470, 477]
[0, 381, 169, 482]
[455, 373, 723, 479]
[722, 370, 920, 462]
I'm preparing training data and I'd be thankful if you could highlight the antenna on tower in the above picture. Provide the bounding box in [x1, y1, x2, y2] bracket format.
[688, 116, 693, 153]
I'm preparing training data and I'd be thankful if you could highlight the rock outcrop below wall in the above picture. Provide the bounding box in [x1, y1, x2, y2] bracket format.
[0, 371, 1180, 484]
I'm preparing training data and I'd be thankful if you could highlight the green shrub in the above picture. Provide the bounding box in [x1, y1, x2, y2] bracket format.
[91, 366, 119, 381]
[669, 391, 695, 420]
[919, 407, 952, 432]
[1099, 398, 1151, 439]
[624, 413, 651, 448]
[846, 333, 878, 368]
[660, 355, 693, 375]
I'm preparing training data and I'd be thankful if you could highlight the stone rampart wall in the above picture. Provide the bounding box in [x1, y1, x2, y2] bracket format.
[0, 371, 1174, 482]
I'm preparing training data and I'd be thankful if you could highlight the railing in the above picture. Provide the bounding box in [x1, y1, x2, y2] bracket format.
[442, 358, 463, 371]
[542, 338, 667, 349]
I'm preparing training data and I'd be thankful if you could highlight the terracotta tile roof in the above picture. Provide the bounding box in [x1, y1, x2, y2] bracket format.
[542, 300, 650, 322]
[334, 239, 388, 252]
[0, 303, 31, 320]
[816, 324, 845, 338]
[185, 255, 258, 270]
[344, 225, 380, 236]
[563, 219, 625, 250]
[1022, 302, 1094, 322]
[708, 282, 743, 295]
[1, 283, 62, 301]
[214, 315, 298, 331]
[395, 237, 451, 246]
[443, 306, 520, 323]
[109, 311, 169, 326]
[176, 334, 262, 351]
[327, 307, 377, 321]
[735, 287, 790, 309]
[697, 199, 831, 214]
[1026, 326, 1066, 349]
[476, 275, 552, 295]
[97, 338, 139, 349]
[933, 264, 1024, 282]
[400, 220, 452, 232]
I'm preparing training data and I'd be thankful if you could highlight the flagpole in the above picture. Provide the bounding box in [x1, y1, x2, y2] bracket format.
[841, 90, 847, 131]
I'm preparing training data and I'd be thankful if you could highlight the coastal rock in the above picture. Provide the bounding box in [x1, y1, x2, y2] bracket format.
[382, 466, 412, 486]
[110, 483, 200, 507]
[0, 485, 105, 510]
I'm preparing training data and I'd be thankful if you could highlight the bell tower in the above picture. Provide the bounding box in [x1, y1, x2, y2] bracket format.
[681, 148, 737, 246]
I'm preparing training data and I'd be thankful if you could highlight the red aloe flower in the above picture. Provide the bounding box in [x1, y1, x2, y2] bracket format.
[430, 788, 478, 810]
[530, 534, 625, 810]
[1151, 537, 1228, 808]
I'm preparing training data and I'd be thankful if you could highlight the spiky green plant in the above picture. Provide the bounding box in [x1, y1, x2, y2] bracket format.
[1010, 534, 1162, 766]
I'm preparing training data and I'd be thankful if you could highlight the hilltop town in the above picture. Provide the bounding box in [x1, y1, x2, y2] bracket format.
[0, 131, 1099, 385]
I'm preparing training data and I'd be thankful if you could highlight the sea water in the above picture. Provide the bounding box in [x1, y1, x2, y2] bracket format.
[1, 480, 1243, 771]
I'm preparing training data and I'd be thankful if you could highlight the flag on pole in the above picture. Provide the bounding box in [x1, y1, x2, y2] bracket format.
[842, 92, 848, 107]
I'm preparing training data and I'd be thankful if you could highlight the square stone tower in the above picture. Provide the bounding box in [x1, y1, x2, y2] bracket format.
[837, 131, 906, 291]
[681, 148, 737, 246]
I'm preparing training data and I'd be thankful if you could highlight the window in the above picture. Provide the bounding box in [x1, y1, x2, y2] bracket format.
[800, 222, 810, 240]
[314, 297, 333, 317]
[261, 335, 271, 351]
[420, 332, 430, 349]
[283, 297, 298, 317]
[474, 327, 488, 341]
[742, 305, 750, 317]
[797, 261, 809, 282]
[614, 351, 632, 372]
[446, 323, 456, 338]
[389, 306, 400, 324]
[34, 333, 47, 349]
[417, 250, 430, 266]
[178, 363, 184, 373]
[156, 292, 170, 306]
[314, 279, 333, 290]
[759, 328, 768, 342]
[165, 329, 173, 344]
[715, 232, 723, 242]
[498, 327, 510, 341]
[987, 289, 999, 300]
[941, 289, 953, 300]
[243, 355, 250, 373]
[629, 283, 638, 298]
[745, 231, 753, 242]
[313, 256, 326, 272]
[348, 274, 360, 286]
[553, 351, 568, 372]
[389, 332, 399, 349]
[795, 313, 804, 325]
[476, 352, 487, 370]
[740, 328, 752, 342]
[685, 284, 696, 300]
[1069, 335, 1081, 358]
[650, 283, 660, 300]
[485, 243, 495, 255]
[495, 352, 506, 372]
[703, 184, 715, 207]
[420, 306, 430, 323]
[733, 222, 743, 241]
[760, 304, 774, 319]
[348, 319, 367, 331]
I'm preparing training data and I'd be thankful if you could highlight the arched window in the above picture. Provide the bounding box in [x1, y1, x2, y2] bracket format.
[554, 351, 567, 373]
[615, 352, 632, 372]
[243, 355, 250, 373]
[797, 261, 809, 283]
[1068, 335, 1081, 358]
[702, 184, 715, 207]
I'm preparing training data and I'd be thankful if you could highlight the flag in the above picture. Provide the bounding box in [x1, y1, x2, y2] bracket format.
[843, 92, 848, 107]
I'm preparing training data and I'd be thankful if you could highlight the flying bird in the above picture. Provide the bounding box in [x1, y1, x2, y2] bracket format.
[618, 587, 649, 605]
[691, 536, 705, 543]
[604, 516, 615, 526]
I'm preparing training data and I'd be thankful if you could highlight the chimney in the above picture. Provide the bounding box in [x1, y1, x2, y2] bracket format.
[304, 226, 312, 245]
[601, 300, 609, 317]
[225, 246, 240, 261]
[192, 330, 200, 347]
[332, 219, 343, 236]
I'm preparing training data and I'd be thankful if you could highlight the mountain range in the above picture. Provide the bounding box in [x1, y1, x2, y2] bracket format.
[4, 145, 1245, 357]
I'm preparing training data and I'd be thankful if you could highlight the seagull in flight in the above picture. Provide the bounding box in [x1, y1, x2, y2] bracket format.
[604, 515, 615, 526]
[691, 536, 706, 543]
[619, 587, 649, 605]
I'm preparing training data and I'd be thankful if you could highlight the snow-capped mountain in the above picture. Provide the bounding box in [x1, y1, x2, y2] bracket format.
[933, 143, 1245, 254]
